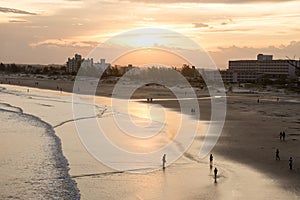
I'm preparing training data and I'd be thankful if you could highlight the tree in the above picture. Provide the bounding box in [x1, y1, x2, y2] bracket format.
[110, 66, 119, 76]
[181, 64, 193, 77]
[9, 63, 20, 73]
[43, 67, 49, 74]
[0, 63, 5, 71]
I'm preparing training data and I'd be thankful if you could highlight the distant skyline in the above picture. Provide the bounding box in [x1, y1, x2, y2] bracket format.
[0, 0, 300, 69]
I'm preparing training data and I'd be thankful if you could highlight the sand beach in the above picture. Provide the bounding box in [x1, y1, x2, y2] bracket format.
[0, 79, 300, 199]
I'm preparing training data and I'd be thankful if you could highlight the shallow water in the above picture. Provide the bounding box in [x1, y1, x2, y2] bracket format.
[0, 104, 79, 199]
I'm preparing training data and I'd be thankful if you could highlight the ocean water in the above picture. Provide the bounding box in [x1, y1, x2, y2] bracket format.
[0, 103, 79, 199]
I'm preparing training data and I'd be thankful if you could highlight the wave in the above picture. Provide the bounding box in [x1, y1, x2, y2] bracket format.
[0, 103, 80, 199]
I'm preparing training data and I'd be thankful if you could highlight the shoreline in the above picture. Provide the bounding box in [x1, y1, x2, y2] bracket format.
[0, 102, 80, 199]
[1, 78, 300, 197]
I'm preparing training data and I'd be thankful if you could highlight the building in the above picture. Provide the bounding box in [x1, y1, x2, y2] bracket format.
[66, 54, 83, 74]
[93, 58, 110, 75]
[81, 58, 93, 68]
[222, 54, 299, 83]
[257, 54, 273, 61]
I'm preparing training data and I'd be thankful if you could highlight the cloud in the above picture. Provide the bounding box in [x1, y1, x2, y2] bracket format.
[0, 7, 36, 15]
[193, 22, 209, 28]
[9, 19, 27, 23]
[30, 39, 98, 48]
[204, 28, 253, 32]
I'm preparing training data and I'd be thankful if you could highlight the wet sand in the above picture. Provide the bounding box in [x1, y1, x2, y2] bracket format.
[1, 80, 300, 199]
[219, 95, 300, 191]
[151, 95, 300, 193]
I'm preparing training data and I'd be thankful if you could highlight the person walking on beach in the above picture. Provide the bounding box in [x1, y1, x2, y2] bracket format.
[282, 131, 286, 141]
[214, 167, 218, 182]
[289, 157, 293, 170]
[209, 154, 214, 170]
[210, 154, 213, 163]
[276, 149, 280, 160]
[162, 154, 167, 170]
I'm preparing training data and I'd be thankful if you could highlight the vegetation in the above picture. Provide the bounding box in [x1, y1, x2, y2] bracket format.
[0, 62, 66, 75]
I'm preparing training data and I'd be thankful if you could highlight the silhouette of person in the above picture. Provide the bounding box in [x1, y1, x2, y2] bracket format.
[282, 131, 286, 141]
[289, 157, 293, 170]
[214, 167, 218, 182]
[162, 154, 166, 169]
[276, 149, 280, 160]
[210, 154, 213, 163]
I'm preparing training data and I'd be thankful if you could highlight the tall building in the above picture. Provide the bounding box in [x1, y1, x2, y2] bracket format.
[222, 54, 299, 83]
[93, 58, 110, 75]
[66, 54, 83, 74]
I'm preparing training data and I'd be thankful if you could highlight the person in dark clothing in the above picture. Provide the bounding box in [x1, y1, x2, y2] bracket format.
[162, 154, 166, 169]
[276, 149, 280, 160]
[210, 154, 213, 163]
[289, 157, 293, 170]
[214, 167, 218, 182]
[209, 154, 214, 170]
[282, 131, 286, 141]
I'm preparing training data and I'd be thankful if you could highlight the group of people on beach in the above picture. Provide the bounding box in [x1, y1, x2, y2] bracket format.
[147, 98, 153, 102]
[276, 131, 294, 170]
[210, 154, 218, 183]
[162, 153, 219, 182]
[275, 149, 293, 170]
[56, 86, 63, 93]
[279, 131, 286, 141]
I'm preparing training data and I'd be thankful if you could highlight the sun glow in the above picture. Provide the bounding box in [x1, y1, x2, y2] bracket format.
[112, 48, 191, 68]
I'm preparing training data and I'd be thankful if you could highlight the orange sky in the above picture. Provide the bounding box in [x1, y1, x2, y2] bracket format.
[111, 48, 191, 68]
[0, 0, 300, 69]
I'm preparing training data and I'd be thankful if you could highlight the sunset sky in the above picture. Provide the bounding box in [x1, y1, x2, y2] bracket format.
[0, 0, 300, 69]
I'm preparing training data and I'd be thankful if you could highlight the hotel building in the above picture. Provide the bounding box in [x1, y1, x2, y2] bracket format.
[223, 54, 299, 83]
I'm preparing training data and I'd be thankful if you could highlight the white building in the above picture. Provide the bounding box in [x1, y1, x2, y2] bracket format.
[223, 54, 299, 83]
[93, 59, 110, 74]
[81, 58, 93, 68]
[66, 54, 83, 74]
[94, 59, 110, 70]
